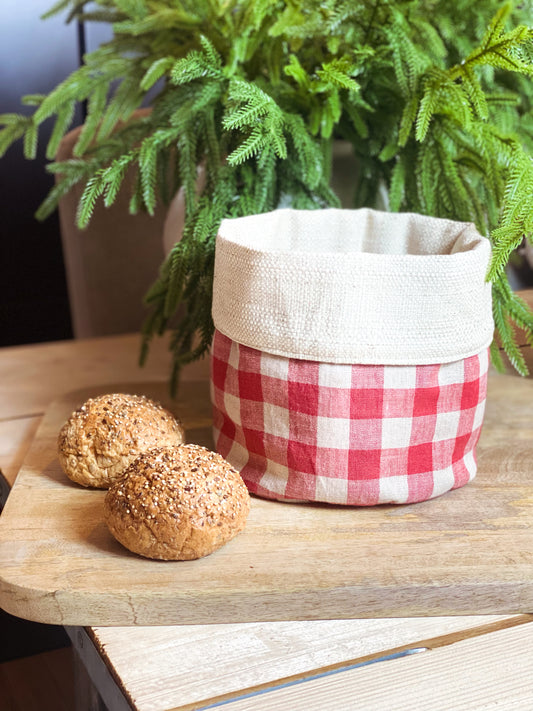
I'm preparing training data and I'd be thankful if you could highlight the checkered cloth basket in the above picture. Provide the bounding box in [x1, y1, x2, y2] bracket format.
[211, 208, 494, 505]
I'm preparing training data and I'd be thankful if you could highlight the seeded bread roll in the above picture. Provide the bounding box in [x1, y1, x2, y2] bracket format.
[103, 444, 250, 560]
[58, 393, 185, 488]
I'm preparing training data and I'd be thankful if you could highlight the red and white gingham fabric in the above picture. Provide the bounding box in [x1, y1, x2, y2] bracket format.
[211, 330, 489, 506]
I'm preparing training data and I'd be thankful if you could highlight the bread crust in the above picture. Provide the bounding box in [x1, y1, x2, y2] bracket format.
[57, 393, 185, 488]
[103, 444, 250, 560]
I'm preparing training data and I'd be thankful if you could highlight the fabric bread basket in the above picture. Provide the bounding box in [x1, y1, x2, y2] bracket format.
[210, 208, 493, 506]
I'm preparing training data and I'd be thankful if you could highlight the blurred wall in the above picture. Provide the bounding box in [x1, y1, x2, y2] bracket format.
[0, 2, 110, 346]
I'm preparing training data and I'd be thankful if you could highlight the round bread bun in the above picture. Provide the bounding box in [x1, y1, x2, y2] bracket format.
[57, 393, 185, 488]
[103, 444, 250, 560]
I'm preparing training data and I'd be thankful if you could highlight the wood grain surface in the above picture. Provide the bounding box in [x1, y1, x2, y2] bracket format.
[214, 620, 533, 711]
[0, 332, 208, 421]
[0, 372, 532, 626]
[90, 616, 526, 711]
[0, 415, 41, 489]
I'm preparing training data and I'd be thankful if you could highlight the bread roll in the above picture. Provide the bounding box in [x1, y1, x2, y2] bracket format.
[103, 444, 250, 560]
[58, 393, 185, 488]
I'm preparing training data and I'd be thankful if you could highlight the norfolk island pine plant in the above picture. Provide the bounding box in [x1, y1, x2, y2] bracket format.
[1, 0, 533, 392]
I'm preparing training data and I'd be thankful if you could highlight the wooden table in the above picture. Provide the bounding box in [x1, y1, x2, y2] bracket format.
[1, 332, 533, 710]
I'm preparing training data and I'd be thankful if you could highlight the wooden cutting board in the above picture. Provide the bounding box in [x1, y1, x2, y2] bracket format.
[0, 374, 532, 626]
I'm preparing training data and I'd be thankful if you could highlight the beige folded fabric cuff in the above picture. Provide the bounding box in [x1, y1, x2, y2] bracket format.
[212, 208, 494, 365]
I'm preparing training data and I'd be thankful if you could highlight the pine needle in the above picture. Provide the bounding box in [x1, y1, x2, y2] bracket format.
[1, 0, 533, 387]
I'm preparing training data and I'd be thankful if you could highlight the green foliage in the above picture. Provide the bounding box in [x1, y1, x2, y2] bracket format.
[2, 0, 533, 386]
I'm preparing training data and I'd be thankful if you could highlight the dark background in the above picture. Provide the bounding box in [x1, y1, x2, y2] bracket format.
[0, 3, 111, 347]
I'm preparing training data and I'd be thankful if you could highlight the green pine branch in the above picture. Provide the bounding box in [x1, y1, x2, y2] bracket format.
[2, 0, 533, 389]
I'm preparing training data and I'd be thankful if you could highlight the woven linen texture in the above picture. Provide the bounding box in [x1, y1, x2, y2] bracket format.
[213, 209, 494, 365]
[211, 330, 489, 506]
